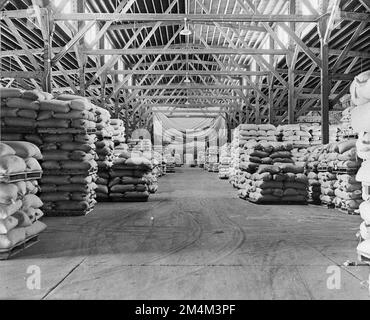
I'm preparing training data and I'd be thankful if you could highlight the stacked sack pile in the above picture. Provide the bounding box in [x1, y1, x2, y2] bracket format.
[338, 103, 357, 140]
[0, 88, 52, 134]
[218, 143, 231, 179]
[275, 124, 311, 148]
[142, 150, 159, 194]
[306, 146, 324, 204]
[229, 128, 241, 188]
[238, 124, 276, 144]
[316, 143, 338, 206]
[152, 151, 164, 177]
[0, 142, 46, 254]
[332, 140, 362, 213]
[318, 170, 337, 207]
[231, 124, 276, 189]
[238, 142, 308, 203]
[110, 119, 126, 145]
[37, 95, 98, 216]
[109, 151, 153, 202]
[206, 146, 219, 172]
[197, 151, 205, 168]
[0, 88, 47, 148]
[346, 70, 370, 260]
[237, 141, 272, 199]
[94, 107, 114, 201]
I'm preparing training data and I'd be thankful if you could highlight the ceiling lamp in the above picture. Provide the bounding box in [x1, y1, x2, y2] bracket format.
[180, 18, 192, 36]
[184, 76, 191, 84]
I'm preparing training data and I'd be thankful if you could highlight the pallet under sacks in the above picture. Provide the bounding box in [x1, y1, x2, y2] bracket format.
[106, 155, 153, 202]
[37, 96, 99, 216]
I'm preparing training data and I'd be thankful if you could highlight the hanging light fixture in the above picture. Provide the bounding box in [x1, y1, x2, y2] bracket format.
[180, 18, 192, 36]
[180, 0, 192, 36]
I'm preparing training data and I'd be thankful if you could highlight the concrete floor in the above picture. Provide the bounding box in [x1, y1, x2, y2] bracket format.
[1, 167, 370, 299]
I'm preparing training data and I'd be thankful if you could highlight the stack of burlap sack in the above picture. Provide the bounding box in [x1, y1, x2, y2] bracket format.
[197, 151, 205, 167]
[345, 70, 370, 258]
[0, 88, 53, 130]
[110, 119, 126, 145]
[334, 174, 362, 212]
[306, 146, 324, 173]
[94, 107, 114, 201]
[238, 124, 277, 144]
[318, 171, 337, 206]
[229, 129, 241, 188]
[238, 142, 308, 203]
[316, 142, 360, 172]
[0, 142, 46, 250]
[144, 172, 158, 194]
[218, 143, 231, 179]
[109, 152, 153, 201]
[95, 107, 114, 169]
[38, 95, 98, 215]
[304, 146, 324, 204]
[166, 155, 176, 173]
[0, 88, 45, 146]
[276, 124, 311, 148]
[307, 171, 321, 204]
[291, 148, 310, 167]
[338, 105, 357, 140]
[233, 124, 276, 188]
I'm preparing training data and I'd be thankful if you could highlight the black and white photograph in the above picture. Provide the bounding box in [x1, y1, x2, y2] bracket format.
[0, 0, 370, 305]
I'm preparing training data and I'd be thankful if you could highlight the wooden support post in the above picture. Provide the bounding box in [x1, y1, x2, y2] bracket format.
[255, 66, 261, 124]
[124, 103, 130, 142]
[99, 32, 106, 107]
[241, 76, 250, 124]
[76, 0, 86, 96]
[319, 0, 330, 144]
[287, 0, 296, 124]
[41, 2, 52, 93]
[268, 76, 274, 124]
[268, 33, 275, 124]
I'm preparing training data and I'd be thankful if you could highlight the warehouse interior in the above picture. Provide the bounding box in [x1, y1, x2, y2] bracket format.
[1, 0, 370, 300]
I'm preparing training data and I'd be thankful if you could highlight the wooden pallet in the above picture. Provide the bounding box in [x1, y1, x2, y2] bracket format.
[0, 170, 42, 183]
[42, 168, 97, 176]
[44, 208, 94, 217]
[1, 127, 36, 134]
[38, 128, 96, 134]
[247, 198, 308, 205]
[107, 198, 149, 202]
[333, 168, 359, 175]
[0, 235, 39, 260]
[337, 207, 359, 215]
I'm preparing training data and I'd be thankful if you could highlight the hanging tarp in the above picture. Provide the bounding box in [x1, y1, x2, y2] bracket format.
[153, 113, 227, 146]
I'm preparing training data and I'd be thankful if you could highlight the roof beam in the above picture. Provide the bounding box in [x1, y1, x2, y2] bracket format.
[108, 21, 266, 32]
[53, 13, 322, 23]
[309, 47, 370, 59]
[84, 48, 288, 55]
[107, 70, 269, 76]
